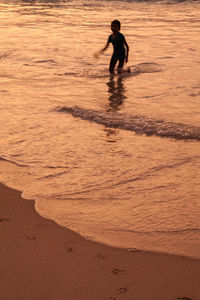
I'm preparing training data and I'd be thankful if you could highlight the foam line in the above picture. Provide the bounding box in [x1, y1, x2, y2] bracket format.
[56, 105, 200, 141]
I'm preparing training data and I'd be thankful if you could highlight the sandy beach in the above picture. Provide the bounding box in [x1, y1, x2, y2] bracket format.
[0, 183, 199, 300]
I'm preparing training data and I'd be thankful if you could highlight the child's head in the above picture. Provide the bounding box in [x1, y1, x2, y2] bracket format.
[111, 20, 121, 32]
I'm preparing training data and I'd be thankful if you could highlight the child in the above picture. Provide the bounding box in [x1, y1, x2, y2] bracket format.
[96, 20, 129, 74]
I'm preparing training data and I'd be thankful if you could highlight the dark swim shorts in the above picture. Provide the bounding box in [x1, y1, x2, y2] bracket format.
[109, 54, 125, 73]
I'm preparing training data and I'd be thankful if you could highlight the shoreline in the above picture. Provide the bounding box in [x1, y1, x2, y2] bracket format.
[0, 182, 200, 300]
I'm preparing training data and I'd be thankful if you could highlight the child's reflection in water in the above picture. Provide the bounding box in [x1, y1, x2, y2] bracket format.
[106, 75, 127, 112]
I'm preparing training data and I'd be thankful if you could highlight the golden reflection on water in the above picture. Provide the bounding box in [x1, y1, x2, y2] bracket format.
[106, 76, 127, 112]
[0, 0, 200, 258]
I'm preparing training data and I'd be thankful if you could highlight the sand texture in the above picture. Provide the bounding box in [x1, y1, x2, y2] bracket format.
[0, 183, 200, 300]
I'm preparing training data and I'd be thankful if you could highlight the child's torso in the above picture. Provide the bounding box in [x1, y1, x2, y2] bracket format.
[109, 32, 125, 56]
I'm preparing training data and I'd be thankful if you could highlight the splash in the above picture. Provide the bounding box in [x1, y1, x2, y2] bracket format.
[56, 105, 200, 141]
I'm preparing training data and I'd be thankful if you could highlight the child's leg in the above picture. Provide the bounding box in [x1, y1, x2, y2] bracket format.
[109, 56, 118, 74]
[117, 58, 125, 74]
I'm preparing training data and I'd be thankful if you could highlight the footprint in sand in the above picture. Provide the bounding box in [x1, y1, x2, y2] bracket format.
[67, 246, 73, 252]
[111, 268, 126, 275]
[177, 298, 192, 300]
[116, 287, 127, 295]
[26, 235, 37, 240]
[0, 218, 9, 222]
[107, 287, 128, 299]
[127, 248, 142, 253]
[64, 241, 74, 253]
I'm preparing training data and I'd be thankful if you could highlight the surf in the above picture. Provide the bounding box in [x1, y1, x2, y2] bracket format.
[56, 105, 200, 141]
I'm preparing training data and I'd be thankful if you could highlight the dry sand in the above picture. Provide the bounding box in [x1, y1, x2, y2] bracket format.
[0, 182, 200, 300]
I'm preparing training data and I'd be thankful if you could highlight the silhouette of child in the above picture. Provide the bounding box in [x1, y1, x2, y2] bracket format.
[96, 20, 129, 74]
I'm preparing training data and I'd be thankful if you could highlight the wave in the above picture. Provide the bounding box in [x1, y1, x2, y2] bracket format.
[0, 157, 29, 167]
[106, 227, 200, 235]
[34, 59, 57, 64]
[56, 105, 200, 141]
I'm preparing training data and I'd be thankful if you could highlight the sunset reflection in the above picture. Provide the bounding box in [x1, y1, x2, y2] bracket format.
[0, 0, 200, 265]
[106, 76, 126, 112]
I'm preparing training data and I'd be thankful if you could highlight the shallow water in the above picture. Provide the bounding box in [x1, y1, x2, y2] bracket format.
[0, 0, 200, 258]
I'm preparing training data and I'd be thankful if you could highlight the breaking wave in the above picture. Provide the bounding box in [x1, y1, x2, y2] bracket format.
[56, 105, 200, 141]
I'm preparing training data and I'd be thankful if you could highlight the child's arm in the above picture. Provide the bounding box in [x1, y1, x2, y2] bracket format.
[124, 38, 129, 63]
[100, 38, 110, 53]
[94, 37, 110, 58]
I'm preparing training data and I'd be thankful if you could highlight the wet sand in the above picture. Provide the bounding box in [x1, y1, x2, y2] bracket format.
[0, 182, 200, 300]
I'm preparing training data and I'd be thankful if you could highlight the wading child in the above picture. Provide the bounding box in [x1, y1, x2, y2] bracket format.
[96, 20, 129, 74]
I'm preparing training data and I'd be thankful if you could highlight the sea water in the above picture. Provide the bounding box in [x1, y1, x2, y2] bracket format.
[0, 0, 200, 258]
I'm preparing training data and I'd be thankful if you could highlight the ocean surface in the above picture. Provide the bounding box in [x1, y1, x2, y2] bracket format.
[0, 0, 200, 258]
